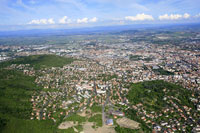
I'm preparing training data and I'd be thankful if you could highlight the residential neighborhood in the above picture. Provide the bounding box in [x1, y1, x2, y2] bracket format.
[1, 29, 200, 132]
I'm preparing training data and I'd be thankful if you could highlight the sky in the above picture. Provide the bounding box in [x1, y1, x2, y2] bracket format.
[0, 0, 200, 31]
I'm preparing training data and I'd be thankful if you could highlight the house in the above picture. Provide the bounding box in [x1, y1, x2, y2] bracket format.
[154, 125, 161, 131]
[197, 104, 200, 111]
[161, 122, 168, 126]
[192, 126, 200, 133]
[110, 110, 124, 117]
[97, 90, 106, 94]
[106, 119, 114, 126]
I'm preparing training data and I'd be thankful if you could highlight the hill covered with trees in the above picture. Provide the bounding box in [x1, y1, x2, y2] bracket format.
[0, 55, 75, 133]
[0, 54, 75, 69]
[125, 80, 198, 132]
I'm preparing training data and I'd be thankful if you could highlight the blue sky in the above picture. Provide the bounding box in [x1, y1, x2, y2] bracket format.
[0, 0, 200, 30]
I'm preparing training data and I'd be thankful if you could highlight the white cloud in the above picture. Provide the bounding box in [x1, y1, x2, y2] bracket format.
[39, 19, 47, 24]
[159, 14, 182, 20]
[183, 13, 190, 19]
[59, 16, 71, 24]
[28, 19, 40, 25]
[48, 18, 55, 24]
[89, 17, 98, 22]
[77, 17, 88, 23]
[28, 18, 55, 25]
[159, 13, 190, 20]
[125, 13, 154, 21]
[195, 13, 200, 18]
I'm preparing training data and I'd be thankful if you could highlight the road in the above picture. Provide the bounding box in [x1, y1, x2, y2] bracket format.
[102, 87, 112, 126]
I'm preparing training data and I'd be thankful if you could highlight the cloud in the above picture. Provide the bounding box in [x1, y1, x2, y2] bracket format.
[48, 18, 55, 24]
[195, 13, 200, 18]
[77, 17, 88, 23]
[16, 0, 34, 10]
[28, 18, 55, 25]
[183, 13, 190, 19]
[77, 17, 98, 23]
[159, 14, 182, 20]
[125, 13, 154, 21]
[59, 16, 72, 24]
[28, 16, 97, 25]
[130, 3, 149, 11]
[89, 17, 98, 22]
[159, 13, 190, 20]
[28, 19, 46, 24]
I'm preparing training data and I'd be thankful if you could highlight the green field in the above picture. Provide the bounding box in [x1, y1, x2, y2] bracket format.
[129, 55, 142, 61]
[153, 68, 174, 75]
[88, 114, 102, 128]
[0, 54, 74, 69]
[129, 55, 153, 62]
[115, 125, 141, 133]
[90, 105, 102, 113]
[65, 114, 86, 123]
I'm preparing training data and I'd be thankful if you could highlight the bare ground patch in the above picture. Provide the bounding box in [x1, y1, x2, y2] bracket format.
[58, 121, 77, 129]
[82, 122, 115, 133]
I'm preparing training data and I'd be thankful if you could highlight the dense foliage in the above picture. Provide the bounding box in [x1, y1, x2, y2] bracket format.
[153, 68, 174, 75]
[124, 80, 195, 132]
[127, 80, 193, 110]
[129, 55, 153, 62]
[0, 69, 57, 133]
[115, 125, 140, 133]
[0, 55, 74, 69]
[129, 55, 142, 61]
[0, 69, 39, 118]
[0, 55, 75, 133]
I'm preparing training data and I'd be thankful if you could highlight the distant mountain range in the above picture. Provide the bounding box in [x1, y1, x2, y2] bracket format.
[0, 23, 200, 37]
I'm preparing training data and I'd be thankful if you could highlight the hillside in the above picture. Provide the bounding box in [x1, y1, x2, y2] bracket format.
[125, 80, 198, 132]
[0, 54, 74, 69]
[127, 80, 193, 108]
[0, 69, 56, 133]
[0, 55, 75, 133]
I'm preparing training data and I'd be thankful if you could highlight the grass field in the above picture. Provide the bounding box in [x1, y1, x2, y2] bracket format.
[65, 114, 86, 123]
[88, 114, 102, 128]
[153, 68, 174, 75]
[90, 105, 102, 113]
